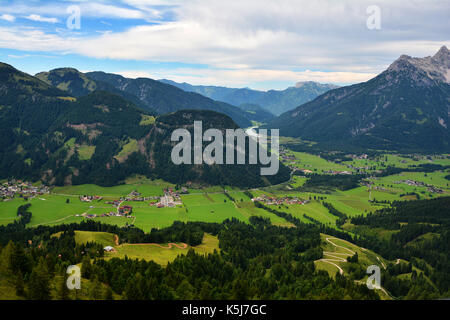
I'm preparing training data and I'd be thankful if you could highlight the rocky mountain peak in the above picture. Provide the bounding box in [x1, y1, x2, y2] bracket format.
[432, 45, 450, 68]
[387, 46, 450, 84]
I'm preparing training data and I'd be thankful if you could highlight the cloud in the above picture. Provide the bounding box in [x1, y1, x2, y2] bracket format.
[69, 0, 449, 72]
[115, 67, 378, 89]
[0, 14, 15, 22]
[0, 1, 165, 21]
[0, 0, 448, 88]
[80, 3, 149, 20]
[25, 14, 59, 24]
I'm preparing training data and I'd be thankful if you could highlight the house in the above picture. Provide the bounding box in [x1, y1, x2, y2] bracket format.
[104, 246, 114, 252]
[118, 205, 133, 215]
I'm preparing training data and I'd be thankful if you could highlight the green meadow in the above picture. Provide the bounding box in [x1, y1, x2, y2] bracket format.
[105, 233, 219, 266]
[283, 151, 351, 174]
[53, 230, 116, 247]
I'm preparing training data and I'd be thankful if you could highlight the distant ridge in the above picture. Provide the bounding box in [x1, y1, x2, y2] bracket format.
[159, 79, 338, 116]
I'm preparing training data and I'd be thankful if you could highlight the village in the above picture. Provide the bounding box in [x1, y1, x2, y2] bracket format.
[78, 188, 185, 221]
[394, 179, 444, 194]
[251, 194, 309, 206]
[0, 180, 50, 201]
[149, 188, 184, 208]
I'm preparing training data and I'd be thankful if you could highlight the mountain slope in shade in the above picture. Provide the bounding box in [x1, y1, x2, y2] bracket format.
[160, 79, 338, 116]
[267, 46, 450, 152]
[85, 71, 251, 127]
[238, 103, 275, 123]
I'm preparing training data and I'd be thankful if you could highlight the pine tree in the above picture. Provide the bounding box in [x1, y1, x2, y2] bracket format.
[89, 276, 103, 300]
[15, 270, 25, 297]
[124, 275, 144, 300]
[176, 279, 195, 300]
[199, 281, 213, 300]
[56, 273, 71, 300]
[103, 286, 114, 300]
[81, 255, 92, 279]
[28, 257, 52, 300]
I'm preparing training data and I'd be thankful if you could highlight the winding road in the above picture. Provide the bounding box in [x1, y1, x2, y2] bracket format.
[316, 238, 356, 275]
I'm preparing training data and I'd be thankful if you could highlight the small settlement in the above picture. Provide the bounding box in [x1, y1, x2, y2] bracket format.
[394, 180, 444, 194]
[150, 188, 184, 208]
[1, 180, 50, 200]
[79, 188, 186, 221]
[251, 194, 308, 206]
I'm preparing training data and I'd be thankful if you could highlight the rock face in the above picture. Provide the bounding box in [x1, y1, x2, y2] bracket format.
[267, 46, 450, 152]
[387, 45, 450, 84]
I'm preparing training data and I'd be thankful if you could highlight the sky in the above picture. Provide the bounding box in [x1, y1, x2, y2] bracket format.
[0, 0, 448, 90]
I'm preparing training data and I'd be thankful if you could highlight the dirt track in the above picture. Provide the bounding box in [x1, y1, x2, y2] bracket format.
[316, 238, 356, 275]
[117, 242, 189, 249]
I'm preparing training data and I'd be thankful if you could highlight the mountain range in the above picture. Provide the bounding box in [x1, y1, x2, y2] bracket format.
[267, 46, 450, 152]
[35, 68, 252, 128]
[0, 62, 289, 187]
[160, 79, 339, 116]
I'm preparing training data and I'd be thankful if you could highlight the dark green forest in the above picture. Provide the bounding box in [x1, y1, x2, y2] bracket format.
[350, 197, 450, 298]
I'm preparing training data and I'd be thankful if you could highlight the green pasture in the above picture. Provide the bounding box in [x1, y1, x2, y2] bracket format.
[53, 230, 116, 247]
[284, 151, 352, 174]
[105, 233, 219, 265]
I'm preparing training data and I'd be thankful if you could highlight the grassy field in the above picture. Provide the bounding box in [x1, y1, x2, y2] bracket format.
[283, 151, 351, 174]
[105, 233, 219, 265]
[268, 201, 337, 226]
[78, 145, 96, 161]
[52, 181, 172, 197]
[235, 201, 294, 227]
[342, 154, 450, 174]
[53, 230, 116, 247]
[115, 139, 138, 161]
[0, 190, 292, 230]
[315, 233, 387, 275]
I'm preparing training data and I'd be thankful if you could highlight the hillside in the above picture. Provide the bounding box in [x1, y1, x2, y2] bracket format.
[238, 103, 275, 123]
[146, 110, 290, 188]
[160, 79, 338, 115]
[267, 46, 450, 152]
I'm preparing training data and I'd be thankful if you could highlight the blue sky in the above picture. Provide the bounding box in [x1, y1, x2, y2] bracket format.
[0, 0, 449, 90]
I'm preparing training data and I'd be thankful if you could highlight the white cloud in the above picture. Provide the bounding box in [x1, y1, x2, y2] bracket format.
[68, 0, 449, 73]
[80, 3, 148, 20]
[0, 14, 15, 22]
[0, 1, 165, 21]
[115, 68, 378, 90]
[25, 14, 59, 24]
[0, 0, 448, 87]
